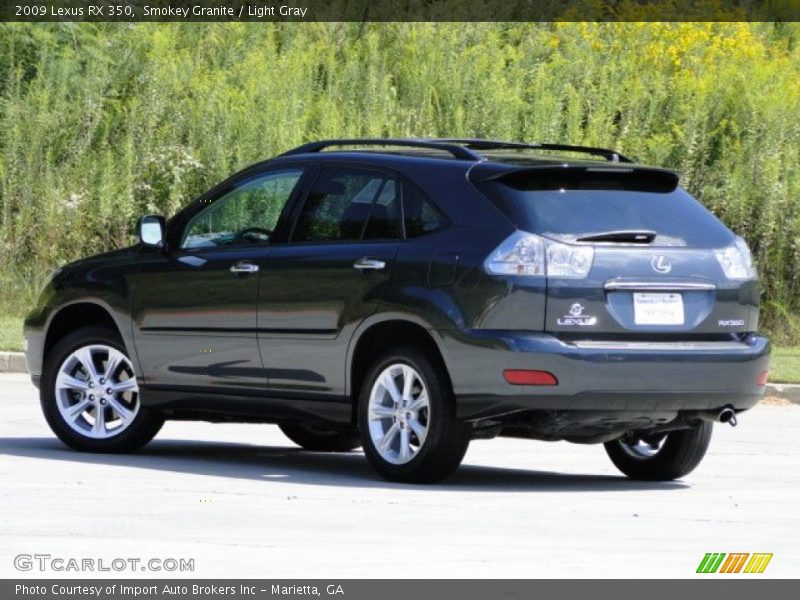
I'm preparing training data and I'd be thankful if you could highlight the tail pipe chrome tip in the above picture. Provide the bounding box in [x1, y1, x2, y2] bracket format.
[718, 406, 737, 426]
[698, 405, 738, 427]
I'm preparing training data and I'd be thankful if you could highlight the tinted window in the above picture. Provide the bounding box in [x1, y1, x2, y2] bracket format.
[182, 169, 303, 249]
[364, 179, 402, 240]
[292, 167, 401, 242]
[478, 181, 732, 248]
[403, 184, 446, 238]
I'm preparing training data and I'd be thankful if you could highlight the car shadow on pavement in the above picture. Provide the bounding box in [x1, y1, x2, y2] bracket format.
[0, 436, 688, 492]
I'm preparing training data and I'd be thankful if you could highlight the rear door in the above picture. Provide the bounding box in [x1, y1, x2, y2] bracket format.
[258, 165, 402, 398]
[477, 168, 759, 338]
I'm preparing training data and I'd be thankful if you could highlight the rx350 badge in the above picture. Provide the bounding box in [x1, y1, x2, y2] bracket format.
[557, 303, 597, 327]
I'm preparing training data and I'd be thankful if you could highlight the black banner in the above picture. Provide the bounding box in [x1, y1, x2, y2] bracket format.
[4, 580, 800, 600]
[2, 0, 800, 22]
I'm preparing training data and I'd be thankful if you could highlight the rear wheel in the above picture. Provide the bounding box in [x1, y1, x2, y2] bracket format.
[358, 347, 470, 483]
[604, 422, 713, 481]
[279, 422, 360, 452]
[41, 326, 163, 453]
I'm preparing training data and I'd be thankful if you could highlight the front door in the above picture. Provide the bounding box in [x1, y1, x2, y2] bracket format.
[133, 167, 306, 392]
[258, 165, 402, 399]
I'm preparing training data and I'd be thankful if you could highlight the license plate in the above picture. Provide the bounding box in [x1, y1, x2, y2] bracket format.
[633, 293, 684, 325]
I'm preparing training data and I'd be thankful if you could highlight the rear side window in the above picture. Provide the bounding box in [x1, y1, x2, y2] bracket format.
[477, 177, 733, 248]
[403, 184, 447, 238]
[292, 167, 401, 242]
[363, 179, 402, 240]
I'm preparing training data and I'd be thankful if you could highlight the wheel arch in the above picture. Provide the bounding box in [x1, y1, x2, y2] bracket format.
[346, 316, 453, 423]
[43, 300, 130, 366]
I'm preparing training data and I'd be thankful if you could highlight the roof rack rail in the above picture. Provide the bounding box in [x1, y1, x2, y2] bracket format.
[436, 138, 633, 163]
[281, 138, 633, 164]
[281, 139, 483, 161]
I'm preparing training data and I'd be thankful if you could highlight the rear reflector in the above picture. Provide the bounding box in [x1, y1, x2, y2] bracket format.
[757, 370, 769, 386]
[503, 369, 558, 386]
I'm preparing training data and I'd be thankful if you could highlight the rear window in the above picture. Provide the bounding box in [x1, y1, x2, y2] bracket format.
[477, 179, 733, 248]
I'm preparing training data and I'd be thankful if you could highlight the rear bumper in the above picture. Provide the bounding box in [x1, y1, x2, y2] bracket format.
[439, 331, 770, 420]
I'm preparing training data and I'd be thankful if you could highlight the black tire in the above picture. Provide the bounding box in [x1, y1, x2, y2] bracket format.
[279, 422, 361, 452]
[41, 326, 164, 453]
[604, 422, 713, 481]
[358, 346, 470, 484]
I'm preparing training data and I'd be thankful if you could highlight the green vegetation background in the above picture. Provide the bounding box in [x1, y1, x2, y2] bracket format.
[0, 22, 798, 378]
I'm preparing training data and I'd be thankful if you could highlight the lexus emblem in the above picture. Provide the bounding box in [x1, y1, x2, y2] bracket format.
[569, 303, 584, 317]
[651, 255, 672, 274]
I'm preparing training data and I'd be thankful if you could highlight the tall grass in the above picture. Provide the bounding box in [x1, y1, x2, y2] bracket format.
[0, 23, 798, 340]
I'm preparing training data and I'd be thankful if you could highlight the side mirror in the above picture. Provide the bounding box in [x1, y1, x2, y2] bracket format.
[137, 215, 166, 248]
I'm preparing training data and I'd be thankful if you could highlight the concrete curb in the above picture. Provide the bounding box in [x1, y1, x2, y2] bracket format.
[765, 383, 800, 405]
[0, 352, 26, 373]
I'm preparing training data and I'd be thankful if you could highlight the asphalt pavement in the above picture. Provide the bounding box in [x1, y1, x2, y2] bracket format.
[1, 373, 798, 578]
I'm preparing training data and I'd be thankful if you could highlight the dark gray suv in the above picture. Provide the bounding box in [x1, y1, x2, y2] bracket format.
[24, 139, 770, 483]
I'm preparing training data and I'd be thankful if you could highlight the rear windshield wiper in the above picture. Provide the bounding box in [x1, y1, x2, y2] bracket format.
[575, 229, 657, 244]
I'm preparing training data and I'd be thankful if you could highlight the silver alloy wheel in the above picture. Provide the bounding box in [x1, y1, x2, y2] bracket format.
[367, 363, 430, 465]
[54, 344, 140, 439]
[618, 433, 668, 459]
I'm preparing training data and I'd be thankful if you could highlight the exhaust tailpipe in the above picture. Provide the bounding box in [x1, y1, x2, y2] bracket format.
[697, 406, 738, 427]
[718, 407, 737, 426]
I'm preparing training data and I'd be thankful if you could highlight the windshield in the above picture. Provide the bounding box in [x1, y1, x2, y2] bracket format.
[478, 181, 733, 248]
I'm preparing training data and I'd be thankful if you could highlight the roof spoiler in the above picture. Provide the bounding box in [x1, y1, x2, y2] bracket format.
[472, 164, 681, 193]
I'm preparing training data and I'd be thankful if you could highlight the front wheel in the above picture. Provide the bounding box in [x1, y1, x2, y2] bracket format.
[358, 347, 470, 483]
[604, 422, 713, 481]
[41, 326, 163, 453]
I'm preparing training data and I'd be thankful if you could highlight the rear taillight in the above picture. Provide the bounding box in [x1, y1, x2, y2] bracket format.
[757, 371, 769, 386]
[484, 231, 593, 279]
[714, 237, 757, 280]
[503, 369, 559, 386]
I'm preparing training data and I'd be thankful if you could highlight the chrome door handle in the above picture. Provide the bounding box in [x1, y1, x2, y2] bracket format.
[229, 261, 259, 274]
[353, 257, 386, 271]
